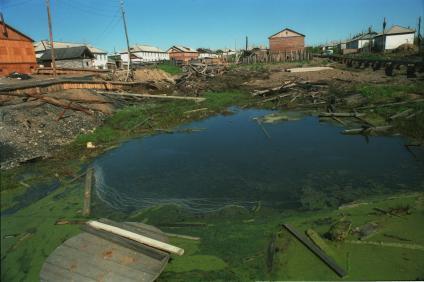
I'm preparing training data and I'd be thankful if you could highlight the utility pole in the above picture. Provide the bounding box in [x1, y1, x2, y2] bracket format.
[245, 36, 248, 51]
[120, 0, 131, 81]
[45, 0, 56, 77]
[418, 16, 422, 54]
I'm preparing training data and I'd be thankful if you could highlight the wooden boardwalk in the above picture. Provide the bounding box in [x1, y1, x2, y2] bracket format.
[40, 219, 171, 282]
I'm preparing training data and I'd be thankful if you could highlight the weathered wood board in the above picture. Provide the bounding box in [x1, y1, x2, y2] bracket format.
[40, 222, 170, 282]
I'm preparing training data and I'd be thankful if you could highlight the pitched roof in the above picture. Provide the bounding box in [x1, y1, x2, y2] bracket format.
[346, 32, 377, 42]
[197, 48, 215, 53]
[120, 44, 165, 53]
[268, 28, 305, 39]
[34, 41, 107, 54]
[39, 46, 94, 61]
[0, 20, 34, 41]
[375, 25, 416, 37]
[167, 45, 198, 53]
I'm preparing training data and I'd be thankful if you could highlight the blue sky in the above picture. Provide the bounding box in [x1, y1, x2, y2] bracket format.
[1, 0, 423, 53]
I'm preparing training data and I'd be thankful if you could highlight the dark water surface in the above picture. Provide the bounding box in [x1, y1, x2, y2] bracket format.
[93, 109, 424, 213]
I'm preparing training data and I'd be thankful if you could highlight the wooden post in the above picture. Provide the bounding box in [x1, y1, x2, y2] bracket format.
[83, 167, 94, 216]
[45, 0, 57, 77]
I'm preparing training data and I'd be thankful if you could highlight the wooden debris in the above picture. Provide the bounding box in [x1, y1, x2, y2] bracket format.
[86, 220, 185, 255]
[389, 108, 414, 120]
[342, 125, 392, 135]
[286, 67, 333, 73]
[55, 220, 86, 225]
[319, 112, 365, 117]
[345, 240, 424, 251]
[184, 108, 208, 114]
[98, 91, 206, 102]
[252, 80, 297, 97]
[257, 121, 271, 139]
[283, 224, 347, 277]
[82, 167, 94, 217]
[164, 232, 200, 241]
[356, 99, 424, 110]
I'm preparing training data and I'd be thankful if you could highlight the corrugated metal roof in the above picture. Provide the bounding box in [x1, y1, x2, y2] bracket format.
[39, 46, 94, 61]
[119, 44, 165, 54]
[34, 41, 107, 54]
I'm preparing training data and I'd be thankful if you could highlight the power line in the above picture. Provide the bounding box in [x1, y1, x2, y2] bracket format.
[55, 0, 118, 18]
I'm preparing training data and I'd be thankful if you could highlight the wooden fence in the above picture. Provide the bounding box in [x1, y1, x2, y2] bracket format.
[240, 50, 311, 64]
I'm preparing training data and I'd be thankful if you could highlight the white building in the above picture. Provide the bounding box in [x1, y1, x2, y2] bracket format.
[197, 48, 218, 59]
[120, 44, 169, 64]
[33, 41, 108, 69]
[346, 32, 377, 50]
[373, 25, 416, 51]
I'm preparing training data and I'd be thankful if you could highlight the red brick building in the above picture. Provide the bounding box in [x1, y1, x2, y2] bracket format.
[268, 28, 305, 53]
[0, 20, 36, 76]
[167, 45, 198, 63]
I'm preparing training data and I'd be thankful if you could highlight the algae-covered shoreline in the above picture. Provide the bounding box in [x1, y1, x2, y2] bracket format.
[2, 63, 424, 281]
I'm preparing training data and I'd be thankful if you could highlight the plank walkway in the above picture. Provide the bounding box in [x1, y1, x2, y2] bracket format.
[40, 220, 171, 282]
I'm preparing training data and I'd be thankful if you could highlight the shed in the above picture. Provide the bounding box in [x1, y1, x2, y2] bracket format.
[167, 45, 198, 63]
[39, 46, 95, 69]
[0, 20, 37, 76]
[268, 28, 305, 53]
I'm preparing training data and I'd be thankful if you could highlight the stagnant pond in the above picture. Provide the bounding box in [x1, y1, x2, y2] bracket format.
[93, 108, 424, 213]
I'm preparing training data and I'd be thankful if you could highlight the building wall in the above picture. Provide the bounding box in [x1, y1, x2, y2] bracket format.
[93, 53, 108, 69]
[168, 50, 198, 62]
[43, 59, 93, 69]
[385, 33, 415, 50]
[269, 36, 304, 53]
[0, 25, 36, 76]
[199, 53, 218, 58]
[120, 51, 169, 63]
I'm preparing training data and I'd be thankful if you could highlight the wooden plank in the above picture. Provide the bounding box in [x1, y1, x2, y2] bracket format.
[82, 167, 93, 216]
[63, 232, 166, 273]
[283, 224, 347, 278]
[87, 220, 184, 255]
[40, 261, 98, 282]
[81, 224, 169, 262]
[45, 244, 154, 282]
[100, 219, 169, 243]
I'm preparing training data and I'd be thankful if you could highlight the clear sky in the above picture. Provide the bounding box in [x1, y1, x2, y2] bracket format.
[1, 0, 423, 53]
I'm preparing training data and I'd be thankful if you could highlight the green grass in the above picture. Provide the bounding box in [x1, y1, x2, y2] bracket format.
[157, 62, 182, 75]
[356, 82, 424, 104]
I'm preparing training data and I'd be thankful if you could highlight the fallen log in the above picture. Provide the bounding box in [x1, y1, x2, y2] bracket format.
[342, 125, 392, 135]
[184, 108, 208, 114]
[86, 220, 185, 255]
[286, 67, 333, 73]
[319, 112, 365, 117]
[97, 91, 205, 102]
[25, 93, 92, 115]
[389, 108, 414, 120]
[257, 93, 293, 104]
[252, 80, 297, 97]
[356, 99, 424, 110]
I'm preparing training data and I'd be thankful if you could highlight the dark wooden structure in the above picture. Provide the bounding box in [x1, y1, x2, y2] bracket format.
[40, 219, 171, 282]
[0, 20, 37, 76]
[39, 46, 95, 69]
[325, 54, 424, 78]
[268, 28, 305, 54]
[283, 224, 347, 278]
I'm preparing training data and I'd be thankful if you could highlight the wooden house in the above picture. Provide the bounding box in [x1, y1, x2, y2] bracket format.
[39, 46, 95, 69]
[0, 20, 37, 76]
[167, 45, 198, 63]
[34, 41, 108, 69]
[120, 44, 169, 65]
[268, 28, 305, 53]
